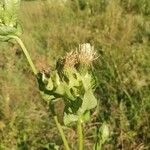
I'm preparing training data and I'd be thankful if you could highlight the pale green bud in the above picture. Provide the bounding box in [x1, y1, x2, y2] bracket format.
[100, 123, 109, 143]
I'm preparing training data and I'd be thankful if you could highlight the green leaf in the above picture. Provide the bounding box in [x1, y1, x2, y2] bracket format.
[0, 23, 22, 41]
[63, 82, 76, 100]
[65, 68, 81, 88]
[55, 82, 65, 95]
[40, 91, 55, 102]
[81, 73, 93, 91]
[4, 0, 20, 25]
[0, 25, 17, 35]
[0, 0, 22, 41]
[0, 35, 10, 41]
[81, 90, 97, 113]
[64, 111, 91, 125]
[46, 77, 54, 91]
[81, 111, 91, 123]
[51, 71, 61, 88]
[64, 113, 78, 125]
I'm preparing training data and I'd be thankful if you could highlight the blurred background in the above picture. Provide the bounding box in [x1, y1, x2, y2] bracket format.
[0, 0, 150, 149]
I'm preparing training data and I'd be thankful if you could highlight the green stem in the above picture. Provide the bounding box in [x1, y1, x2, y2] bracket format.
[77, 115, 83, 150]
[8, 35, 38, 75]
[54, 116, 70, 150]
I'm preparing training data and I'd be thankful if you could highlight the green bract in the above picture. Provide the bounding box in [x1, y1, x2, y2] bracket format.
[0, 0, 22, 41]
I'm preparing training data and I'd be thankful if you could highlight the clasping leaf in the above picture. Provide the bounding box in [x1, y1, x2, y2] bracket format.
[0, 0, 22, 41]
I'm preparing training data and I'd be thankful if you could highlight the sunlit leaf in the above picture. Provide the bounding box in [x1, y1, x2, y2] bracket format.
[4, 0, 20, 25]
[81, 90, 97, 113]
[81, 73, 93, 91]
[64, 113, 78, 125]
[46, 77, 54, 91]
[0, 0, 22, 41]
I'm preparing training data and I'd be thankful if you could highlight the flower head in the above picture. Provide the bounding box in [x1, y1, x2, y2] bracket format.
[78, 43, 97, 65]
[63, 51, 78, 69]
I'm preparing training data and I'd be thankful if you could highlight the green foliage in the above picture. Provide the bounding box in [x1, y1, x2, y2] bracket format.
[0, 0, 22, 41]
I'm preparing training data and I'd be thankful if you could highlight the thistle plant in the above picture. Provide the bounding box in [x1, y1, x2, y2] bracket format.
[0, 1, 100, 149]
[38, 43, 98, 150]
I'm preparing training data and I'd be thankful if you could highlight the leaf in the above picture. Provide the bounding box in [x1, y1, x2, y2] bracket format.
[0, 0, 22, 41]
[15, 23, 22, 36]
[0, 35, 10, 41]
[64, 111, 91, 125]
[0, 23, 22, 41]
[0, 25, 17, 35]
[65, 68, 81, 88]
[81, 110, 91, 123]
[64, 84, 76, 100]
[4, 0, 20, 25]
[40, 91, 55, 102]
[55, 82, 65, 95]
[81, 90, 97, 113]
[51, 71, 61, 88]
[46, 77, 54, 91]
[81, 73, 93, 91]
[64, 113, 78, 125]
[64, 97, 82, 113]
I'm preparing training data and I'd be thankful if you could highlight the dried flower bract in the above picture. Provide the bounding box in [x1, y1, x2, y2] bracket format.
[63, 51, 78, 68]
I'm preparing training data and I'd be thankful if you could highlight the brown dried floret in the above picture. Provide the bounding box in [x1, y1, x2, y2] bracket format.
[63, 51, 78, 69]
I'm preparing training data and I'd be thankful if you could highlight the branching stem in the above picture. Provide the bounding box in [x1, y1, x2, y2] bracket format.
[8, 35, 38, 75]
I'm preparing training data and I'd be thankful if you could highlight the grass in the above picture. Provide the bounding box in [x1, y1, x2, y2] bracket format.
[0, 0, 150, 149]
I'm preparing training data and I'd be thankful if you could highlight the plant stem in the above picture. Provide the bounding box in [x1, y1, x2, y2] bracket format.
[77, 115, 83, 150]
[8, 35, 38, 75]
[54, 116, 70, 150]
